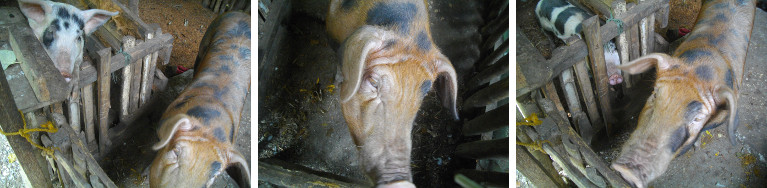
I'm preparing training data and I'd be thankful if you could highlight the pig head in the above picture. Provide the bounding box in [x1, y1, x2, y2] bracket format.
[18, 0, 117, 82]
[327, 0, 459, 186]
[150, 12, 251, 188]
[611, 0, 755, 187]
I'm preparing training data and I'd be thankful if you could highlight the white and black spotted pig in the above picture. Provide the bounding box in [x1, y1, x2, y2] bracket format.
[535, 0, 624, 85]
[149, 12, 250, 188]
[18, 0, 117, 82]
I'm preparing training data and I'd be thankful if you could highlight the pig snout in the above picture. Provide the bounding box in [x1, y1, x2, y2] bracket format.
[376, 181, 416, 188]
[604, 41, 623, 85]
[611, 141, 674, 188]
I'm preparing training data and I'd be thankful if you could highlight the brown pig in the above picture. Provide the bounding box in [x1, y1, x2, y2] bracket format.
[326, 0, 459, 186]
[149, 12, 251, 188]
[612, 0, 755, 187]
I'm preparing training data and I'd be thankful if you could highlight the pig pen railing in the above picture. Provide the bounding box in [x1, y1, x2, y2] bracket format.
[516, 0, 670, 187]
[0, 0, 173, 187]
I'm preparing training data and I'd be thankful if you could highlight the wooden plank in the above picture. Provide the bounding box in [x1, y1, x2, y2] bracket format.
[467, 55, 508, 91]
[583, 16, 614, 137]
[82, 83, 96, 143]
[79, 33, 173, 88]
[516, 0, 669, 97]
[574, 60, 603, 134]
[139, 29, 156, 107]
[613, 0, 632, 89]
[129, 39, 144, 113]
[543, 83, 568, 121]
[517, 123, 566, 187]
[455, 169, 508, 187]
[0, 61, 53, 188]
[515, 147, 559, 188]
[627, 3, 641, 86]
[575, 0, 612, 19]
[50, 113, 118, 188]
[463, 79, 508, 109]
[562, 68, 596, 143]
[462, 103, 509, 136]
[455, 137, 508, 160]
[259, 159, 371, 187]
[120, 36, 135, 122]
[97, 48, 112, 155]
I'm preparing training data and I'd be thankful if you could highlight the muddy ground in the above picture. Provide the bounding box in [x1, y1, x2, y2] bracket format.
[517, 0, 767, 187]
[258, 0, 504, 187]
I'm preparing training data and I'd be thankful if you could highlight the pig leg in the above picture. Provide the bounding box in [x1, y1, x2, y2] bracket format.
[604, 41, 623, 85]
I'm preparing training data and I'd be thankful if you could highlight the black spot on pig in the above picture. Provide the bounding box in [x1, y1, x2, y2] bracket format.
[226, 21, 251, 39]
[42, 26, 56, 48]
[420, 80, 432, 97]
[670, 65, 680, 70]
[668, 126, 689, 153]
[214, 86, 230, 100]
[416, 31, 431, 51]
[213, 127, 227, 142]
[57, 7, 70, 20]
[239, 47, 250, 60]
[712, 2, 729, 9]
[537, 0, 570, 20]
[554, 7, 579, 34]
[684, 101, 703, 121]
[190, 82, 220, 92]
[209, 161, 222, 180]
[738, 0, 749, 6]
[695, 65, 713, 81]
[367, 2, 417, 34]
[63, 21, 70, 29]
[187, 106, 221, 124]
[712, 13, 729, 23]
[679, 49, 712, 64]
[341, 0, 358, 10]
[725, 68, 734, 89]
[173, 95, 196, 109]
[220, 65, 232, 74]
[218, 55, 234, 62]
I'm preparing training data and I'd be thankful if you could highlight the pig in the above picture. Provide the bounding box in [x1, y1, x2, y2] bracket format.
[18, 0, 118, 82]
[535, 0, 623, 85]
[149, 12, 251, 188]
[326, 0, 459, 187]
[611, 0, 754, 187]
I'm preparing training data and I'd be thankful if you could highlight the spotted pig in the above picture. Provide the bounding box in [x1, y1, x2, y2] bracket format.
[326, 0, 459, 187]
[18, 0, 117, 82]
[149, 12, 251, 188]
[612, 0, 755, 187]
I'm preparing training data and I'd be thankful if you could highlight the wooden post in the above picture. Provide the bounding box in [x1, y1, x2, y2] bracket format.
[613, 0, 632, 88]
[120, 36, 135, 122]
[82, 83, 96, 143]
[573, 60, 603, 133]
[640, 0, 653, 55]
[139, 28, 156, 106]
[130, 39, 144, 113]
[68, 90, 81, 133]
[455, 137, 509, 160]
[97, 48, 112, 155]
[627, 3, 641, 86]
[561, 68, 595, 143]
[462, 104, 509, 136]
[582, 16, 614, 136]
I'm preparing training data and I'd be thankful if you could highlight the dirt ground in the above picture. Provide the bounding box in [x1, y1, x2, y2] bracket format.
[138, 0, 216, 71]
[517, 0, 767, 187]
[258, 0, 499, 187]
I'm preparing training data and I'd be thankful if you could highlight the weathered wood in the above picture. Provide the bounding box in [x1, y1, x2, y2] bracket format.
[574, 60, 603, 134]
[655, 1, 669, 29]
[455, 169, 509, 187]
[613, 0, 632, 89]
[0, 60, 53, 188]
[583, 16, 614, 136]
[515, 147, 559, 188]
[463, 103, 509, 136]
[575, 0, 612, 19]
[141, 27, 161, 106]
[536, 96, 630, 188]
[203, 0, 211, 8]
[467, 54, 508, 91]
[82, 83, 96, 143]
[516, 0, 669, 97]
[463, 79, 508, 109]
[477, 40, 508, 70]
[129, 39, 144, 114]
[259, 159, 371, 187]
[214, 0, 223, 13]
[517, 122, 566, 187]
[562, 68, 596, 143]
[97, 48, 112, 155]
[50, 113, 118, 188]
[79, 33, 173, 88]
[139, 29, 155, 107]
[627, 3, 641, 86]
[68, 89, 81, 133]
[543, 82, 568, 121]
[455, 137, 509, 160]
[120, 36, 135, 122]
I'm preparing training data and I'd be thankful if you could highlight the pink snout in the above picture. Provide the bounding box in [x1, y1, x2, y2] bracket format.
[376, 181, 416, 188]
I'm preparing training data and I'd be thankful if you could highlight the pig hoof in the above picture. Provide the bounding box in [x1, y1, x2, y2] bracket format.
[376, 181, 416, 188]
[609, 74, 624, 85]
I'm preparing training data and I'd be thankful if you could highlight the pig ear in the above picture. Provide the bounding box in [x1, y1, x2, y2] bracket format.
[79, 9, 118, 35]
[152, 114, 193, 150]
[434, 53, 459, 120]
[618, 53, 672, 74]
[18, 0, 53, 24]
[227, 149, 251, 188]
[339, 26, 398, 102]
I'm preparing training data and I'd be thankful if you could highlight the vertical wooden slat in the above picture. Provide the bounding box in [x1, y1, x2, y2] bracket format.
[561, 68, 594, 143]
[613, 0, 632, 88]
[82, 83, 96, 143]
[119, 36, 135, 122]
[139, 29, 155, 106]
[583, 16, 613, 136]
[68, 90, 81, 133]
[627, 3, 641, 86]
[97, 48, 112, 155]
[543, 82, 568, 121]
[573, 60, 603, 133]
[130, 39, 144, 113]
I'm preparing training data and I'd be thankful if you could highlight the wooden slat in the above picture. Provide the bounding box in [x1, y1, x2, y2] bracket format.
[79, 33, 173, 88]
[259, 159, 371, 187]
[515, 147, 559, 188]
[129, 39, 144, 114]
[574, 60, 603, 133]
[463, 79, 508, 109]
[455, 169, 509, 187]
[462, 103, 509, 136]
[583, 16, 614, 136]
[466, 55, 508, 91]
[139, 28, 156, 107]
[97, 48, 112, 155]
[0, 60, 53, 188]
[82, 83, 96, 143]
[613, 0, 632, 89]
[455, 137, 509, 160]
[120, 36, 135, 122]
